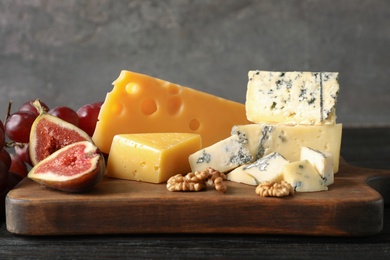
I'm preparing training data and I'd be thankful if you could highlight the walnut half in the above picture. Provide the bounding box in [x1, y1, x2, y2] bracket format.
[255, 180, 294, 197]
[166, 168, 227, 193]
[214, 176, 227, 193]
[166, 174, 207, 192]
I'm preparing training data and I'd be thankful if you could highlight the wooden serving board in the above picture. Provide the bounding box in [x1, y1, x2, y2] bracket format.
[5, 161, 390, 236]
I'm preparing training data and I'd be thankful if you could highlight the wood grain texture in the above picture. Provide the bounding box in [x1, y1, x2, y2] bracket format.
[5, 161, 390, 236]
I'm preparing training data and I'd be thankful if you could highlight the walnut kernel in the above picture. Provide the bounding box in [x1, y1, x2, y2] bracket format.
[214, 176, 227, 193]
[166, 174, 207, 192]
[255, 180, 294, 197]
[166, 168, 227, 193]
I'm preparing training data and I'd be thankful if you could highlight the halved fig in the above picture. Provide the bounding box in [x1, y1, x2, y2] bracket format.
[29, 100, 92, 166]
[28, 141, 105, 193]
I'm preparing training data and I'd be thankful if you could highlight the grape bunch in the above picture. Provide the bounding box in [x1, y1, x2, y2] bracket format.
[0, 99, 103, 212]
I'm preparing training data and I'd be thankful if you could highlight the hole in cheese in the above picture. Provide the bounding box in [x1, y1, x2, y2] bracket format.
[189, 119, 200, 131]
[167, 96, 182, 115]
[141, 98, 157, 115]
[110, 102, 124, 116]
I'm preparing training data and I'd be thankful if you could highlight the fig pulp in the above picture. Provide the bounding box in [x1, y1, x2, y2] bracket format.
[28, 141, 105, 192]
[29, 102, 92, 166]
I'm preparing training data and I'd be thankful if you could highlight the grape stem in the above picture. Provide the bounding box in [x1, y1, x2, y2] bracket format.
[4, 141, 24, 149]
[32, 99, 46, 115]
[5, 100, 12, 122]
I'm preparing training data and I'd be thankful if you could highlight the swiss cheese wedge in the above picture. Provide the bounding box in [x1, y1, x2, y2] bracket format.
[93, 70, 250, 154]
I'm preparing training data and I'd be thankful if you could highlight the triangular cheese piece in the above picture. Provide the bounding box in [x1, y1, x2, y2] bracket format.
[282, 160, 328, 192]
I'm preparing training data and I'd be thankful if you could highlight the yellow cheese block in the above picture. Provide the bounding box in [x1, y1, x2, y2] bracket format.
[93, 70, 250, 154]
[106, 133, 201, 183]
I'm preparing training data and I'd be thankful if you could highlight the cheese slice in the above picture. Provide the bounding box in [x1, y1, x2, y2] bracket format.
[231, 123, 342, 173]
[188, 134, 253, 173]
[93, 70, 250, 154]
[245, 71, 339, 125]
[106, 133, 201, 183]
[282, 160, 328, 192]
[236, 152, 289, 184]
[300, 146, 334, 186]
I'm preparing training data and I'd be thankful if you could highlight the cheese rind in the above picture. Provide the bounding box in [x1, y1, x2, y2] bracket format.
[93, 70, 250, 154]
[300, 146, 334, 186]
[106, 133, 201, 183]
[282, 160, 328, 192]
[231, 123, 342, 173]
[245, 71, 339, 125]
[188, 134, 253, 173]
[229, 152, 288, 185]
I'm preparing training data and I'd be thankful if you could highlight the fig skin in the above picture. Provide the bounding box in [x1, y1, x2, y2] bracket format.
[29, 109, 92, 166]
[28, 141, 105, 193]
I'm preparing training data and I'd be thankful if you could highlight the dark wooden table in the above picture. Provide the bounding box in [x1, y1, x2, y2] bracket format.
[1, 127, 389, 259]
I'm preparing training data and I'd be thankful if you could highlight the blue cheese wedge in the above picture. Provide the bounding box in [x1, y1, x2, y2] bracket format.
[245, 71, 339, 125]
[300, 146, 334, 186]
[231, 123, 268, 159]
[188, 134, 253, 173]
[229, 152, 289, 185]
[226, 169, 258, 186]
[282, 160, 328, 192]
[231, 123, 342, 173]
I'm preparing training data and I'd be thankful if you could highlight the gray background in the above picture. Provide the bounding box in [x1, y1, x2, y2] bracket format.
[1, 0, 389, 127]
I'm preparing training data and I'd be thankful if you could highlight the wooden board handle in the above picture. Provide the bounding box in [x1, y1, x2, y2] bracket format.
[364, 169, 390, 206]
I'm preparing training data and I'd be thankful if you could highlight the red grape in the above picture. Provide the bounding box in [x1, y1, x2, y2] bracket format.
[48, 106, 79, 126]
[0, 128, 5, 151]
[0, 149, 11, 171]
[0, 119, 4, 133]
[7, 172, 23, 191]
[5, 110, 37, 143]
[9, 153, 28, 178]
[19, 99, 49, 116]
[0, 119, 5, 151]
[0, 161, 8, 192]
[14, 143, 32, 166]
[77, 102, 103, 137]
